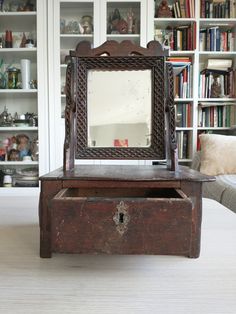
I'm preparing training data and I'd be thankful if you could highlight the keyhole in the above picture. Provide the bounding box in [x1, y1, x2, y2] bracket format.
[119, 212, 124, 223]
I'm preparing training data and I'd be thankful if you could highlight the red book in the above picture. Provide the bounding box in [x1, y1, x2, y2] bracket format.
[183, 68, 188, 83]
[186, 0, 190, 18]
[187, 103, 192, 127]
[193, 22, 196, 50]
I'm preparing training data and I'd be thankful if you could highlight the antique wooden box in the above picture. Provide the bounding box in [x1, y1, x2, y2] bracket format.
[50, 186, 193, 255]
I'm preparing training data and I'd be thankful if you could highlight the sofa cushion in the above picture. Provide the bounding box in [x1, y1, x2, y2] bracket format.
[199, 134, 236, 176]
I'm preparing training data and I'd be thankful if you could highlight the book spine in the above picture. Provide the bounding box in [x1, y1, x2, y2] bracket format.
[200, 0, 205, 17]
[179, 0, 186, 18]
[186, 0, 191, 18]
[216, 28, 220, 51]
[205, 0, 210, 18]
[187, 103, 192, 127]
[226, 0, 230, 18]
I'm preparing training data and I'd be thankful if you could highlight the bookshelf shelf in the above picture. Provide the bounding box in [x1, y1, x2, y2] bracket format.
[175, 98, 194, 102]
[0, 127, 38, 131]
[154, 18, 196, 24]
[152, 0, 236, 162]
[170, 51, 195, 55]
[198, 98, 236, 102]
[0, 161, 38, 166]
[176, 127, 194, 131]
[199, 18, 236, 25]
[199, 51, 236, 55]
[0, 0, 48, 192]
[198, 127, 232, 130]
[46, 0, 236, 171]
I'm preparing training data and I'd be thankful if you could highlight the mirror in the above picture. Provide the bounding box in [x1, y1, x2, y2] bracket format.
[87, 69, 152, 148]
[75, 55, 165, 160]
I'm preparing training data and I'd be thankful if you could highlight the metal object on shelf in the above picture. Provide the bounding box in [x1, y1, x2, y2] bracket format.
[0, 106, 13, 127]
[7, 67, 20, 89]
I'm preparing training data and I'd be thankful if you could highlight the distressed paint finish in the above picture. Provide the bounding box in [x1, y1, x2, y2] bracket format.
[50, 189, 192, 255]
[39, 165, 214, 258]
[181, 181, 203, 258]
[39, 180, 62, 258]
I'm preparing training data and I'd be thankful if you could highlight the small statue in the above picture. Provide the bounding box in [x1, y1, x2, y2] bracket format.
[16, 134, 30, 160]
[127, 8, 134, 34]
[20, 32, 27, 48]
[30, 138, 39, 161]
[156, 0, 173, 18]
[80, 16, 93, 34]
[0, 106, 13, 126]
[8, 149, 20, 161]
[116, 19, 128, 34]
[108, 8, 122, 34]
[23, 0, 35, 11]
[211, 76, 221, 98]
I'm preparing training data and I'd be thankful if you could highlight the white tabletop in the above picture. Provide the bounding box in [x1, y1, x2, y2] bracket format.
[0, 197, 235, 314]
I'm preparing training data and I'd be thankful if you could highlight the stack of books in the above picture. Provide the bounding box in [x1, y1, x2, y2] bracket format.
[167, 56, 193, 99]
[199, 59, 235, 98]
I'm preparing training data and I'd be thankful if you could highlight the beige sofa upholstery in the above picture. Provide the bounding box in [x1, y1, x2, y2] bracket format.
[191, 152, 236, 213]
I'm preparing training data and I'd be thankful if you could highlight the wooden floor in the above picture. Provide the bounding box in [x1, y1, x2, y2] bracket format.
[0, 196, 236, 314]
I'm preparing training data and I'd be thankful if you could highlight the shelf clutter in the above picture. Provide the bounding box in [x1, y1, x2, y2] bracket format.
[199, 26, 235, 52]
[1, 0, 236, 191]
[200, 0, 236, 18]
[154, 23, 196, 51]
[199, 58, 235, 98]
[155, 0, 195, 18]
[167, 56, 193, 99]
[0, 0, 39, 190]
[198, 102, 236, 127]
[154, 0, 236, 162]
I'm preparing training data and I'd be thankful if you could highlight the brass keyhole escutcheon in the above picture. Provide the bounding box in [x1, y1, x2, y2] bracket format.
[119, 212, 124, 223]
[113, 201, 130, 235]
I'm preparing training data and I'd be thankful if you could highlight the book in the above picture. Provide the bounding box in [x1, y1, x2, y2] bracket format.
[207, 59, 233, 71]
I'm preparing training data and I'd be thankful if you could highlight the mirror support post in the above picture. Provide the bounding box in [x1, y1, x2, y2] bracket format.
[165, 63, 179, 172]
[63, 58, 75, 171]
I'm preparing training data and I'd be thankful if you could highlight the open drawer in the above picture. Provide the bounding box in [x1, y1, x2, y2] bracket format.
[50, 187, 193, 255]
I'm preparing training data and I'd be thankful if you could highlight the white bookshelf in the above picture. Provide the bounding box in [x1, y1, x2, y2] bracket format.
[45, 0, 236, 172]
[151, 0, 236, 162]
[0, 0, 49, 195]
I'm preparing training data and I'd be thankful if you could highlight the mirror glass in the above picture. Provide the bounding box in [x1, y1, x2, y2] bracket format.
[87, 69, 152, 148]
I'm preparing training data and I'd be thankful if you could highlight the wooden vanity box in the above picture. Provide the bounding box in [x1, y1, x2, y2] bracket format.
[39, 41, 214, 258]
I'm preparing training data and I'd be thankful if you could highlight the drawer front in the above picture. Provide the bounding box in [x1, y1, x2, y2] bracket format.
[50, 190, 193, 255]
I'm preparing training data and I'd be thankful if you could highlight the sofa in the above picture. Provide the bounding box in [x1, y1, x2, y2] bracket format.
[191, 134, 236, 214]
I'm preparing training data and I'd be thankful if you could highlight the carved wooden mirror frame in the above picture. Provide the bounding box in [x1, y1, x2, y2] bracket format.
[64, 41, 177, 170]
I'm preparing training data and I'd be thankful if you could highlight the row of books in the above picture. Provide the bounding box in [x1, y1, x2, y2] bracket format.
[176, 131, 192, 159]
[201, 0, 236, 18]
[172, 0, 195, 18]
[167, 57, 193, 99]
[175, 103, 192, 127]
[199, 68, 235, 98]
[198, 103, 236, 127]
[199, 27, 235, 52]
[154, 25, 196, 51]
